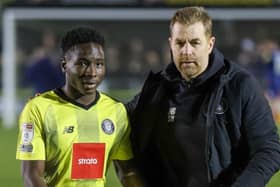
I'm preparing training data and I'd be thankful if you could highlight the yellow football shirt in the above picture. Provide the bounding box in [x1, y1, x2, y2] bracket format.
[16, 89, 132, 187]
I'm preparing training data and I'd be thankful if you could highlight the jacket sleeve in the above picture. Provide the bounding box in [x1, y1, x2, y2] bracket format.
[125, 71, 161, 120]
[231, 73, 280, 187]
[125, 94, 140, 120]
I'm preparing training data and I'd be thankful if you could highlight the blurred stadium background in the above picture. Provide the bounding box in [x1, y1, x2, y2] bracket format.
[1, 0, 280, 186]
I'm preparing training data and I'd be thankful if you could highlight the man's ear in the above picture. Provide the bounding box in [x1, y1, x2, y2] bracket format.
[168, 37, 172, 48]
[208, 36, 216, 54]
[61, 57, 66, 73]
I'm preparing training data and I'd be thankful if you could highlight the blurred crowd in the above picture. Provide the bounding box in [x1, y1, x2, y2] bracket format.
[17, 30, 168, 93]
[14, 28, 280, 124]
[1, 1, 280, 125]
[17, 29, 280, 92]
[6, 27, 167, 118]
[237, 38, 280, 125]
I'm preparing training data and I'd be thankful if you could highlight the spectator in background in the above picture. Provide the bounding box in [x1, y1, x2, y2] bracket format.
[126, 6, 280, 187]
[22, 30, 64, 93]
[143, 48, 161, 72]
[124, 38, 146, 88]
[106, 44, 122, 74]
[255, 39, 280, 126]
[127, 38, 145, 75]
[161, 42, 171, 67]
[237, 37, 266, 87]
[257, 40, 280, 98]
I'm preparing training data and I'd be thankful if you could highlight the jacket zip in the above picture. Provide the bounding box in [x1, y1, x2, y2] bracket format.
[205, 94, 213, 182]
[205, 81, 225, 183]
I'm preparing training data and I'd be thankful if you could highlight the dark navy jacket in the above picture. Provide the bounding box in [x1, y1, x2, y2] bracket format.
[126, 49, 280, 187]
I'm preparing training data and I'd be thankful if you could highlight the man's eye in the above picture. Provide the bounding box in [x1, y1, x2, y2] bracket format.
[191, 41, 200, 46]
[78, 60, 88, 66]
[176, 42, 184, 47]
[96, 62, 104, 68]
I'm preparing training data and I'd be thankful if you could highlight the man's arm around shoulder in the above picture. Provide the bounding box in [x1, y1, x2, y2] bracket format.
[114, 160, 145, 187]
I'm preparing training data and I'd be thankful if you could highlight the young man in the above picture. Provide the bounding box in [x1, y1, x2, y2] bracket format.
[16, 27, 142, 187]
[126, 6, 280, 187]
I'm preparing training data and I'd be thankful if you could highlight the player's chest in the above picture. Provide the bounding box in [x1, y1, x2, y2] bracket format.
[44, 110, 118, 147]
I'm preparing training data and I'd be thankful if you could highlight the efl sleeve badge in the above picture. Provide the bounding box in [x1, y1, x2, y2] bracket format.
[21, 123, 34, 145]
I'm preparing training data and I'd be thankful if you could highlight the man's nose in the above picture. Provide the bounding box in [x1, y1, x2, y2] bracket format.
[181, 43, 193, 55]
[85, 63, 97, 76]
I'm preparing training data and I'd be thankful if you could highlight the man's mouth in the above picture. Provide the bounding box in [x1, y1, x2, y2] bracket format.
[181, 60, 196, 66]
[82, 80, 97, 88]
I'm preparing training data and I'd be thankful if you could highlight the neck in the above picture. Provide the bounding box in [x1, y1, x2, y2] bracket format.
[61, 86, 97, 106]
[76, 94, 97, 106]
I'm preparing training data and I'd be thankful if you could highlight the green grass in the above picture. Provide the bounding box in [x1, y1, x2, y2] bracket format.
[0, 127, 22, 187]
[268, 171, 280, 187]
[1, 125, 280, 187]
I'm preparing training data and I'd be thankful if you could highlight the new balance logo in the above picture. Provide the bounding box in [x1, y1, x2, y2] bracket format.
[63, 126, 74, 134]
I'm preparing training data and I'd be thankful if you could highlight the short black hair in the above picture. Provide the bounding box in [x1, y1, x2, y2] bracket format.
[60, 26, 105, 55]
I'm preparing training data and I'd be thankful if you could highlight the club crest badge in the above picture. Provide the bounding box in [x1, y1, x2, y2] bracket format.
[22, 123, 34, 144]
[101, 119, 115, 135]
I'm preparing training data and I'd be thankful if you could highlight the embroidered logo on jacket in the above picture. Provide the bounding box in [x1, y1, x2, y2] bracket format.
[168, 107, 176, 122]
[215, 99, 228, 115]
[101, 119, 115, 134]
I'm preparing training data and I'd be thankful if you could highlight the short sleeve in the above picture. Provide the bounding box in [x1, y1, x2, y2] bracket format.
[110, 105, 133, 161]
[16, 101, 46, 160]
